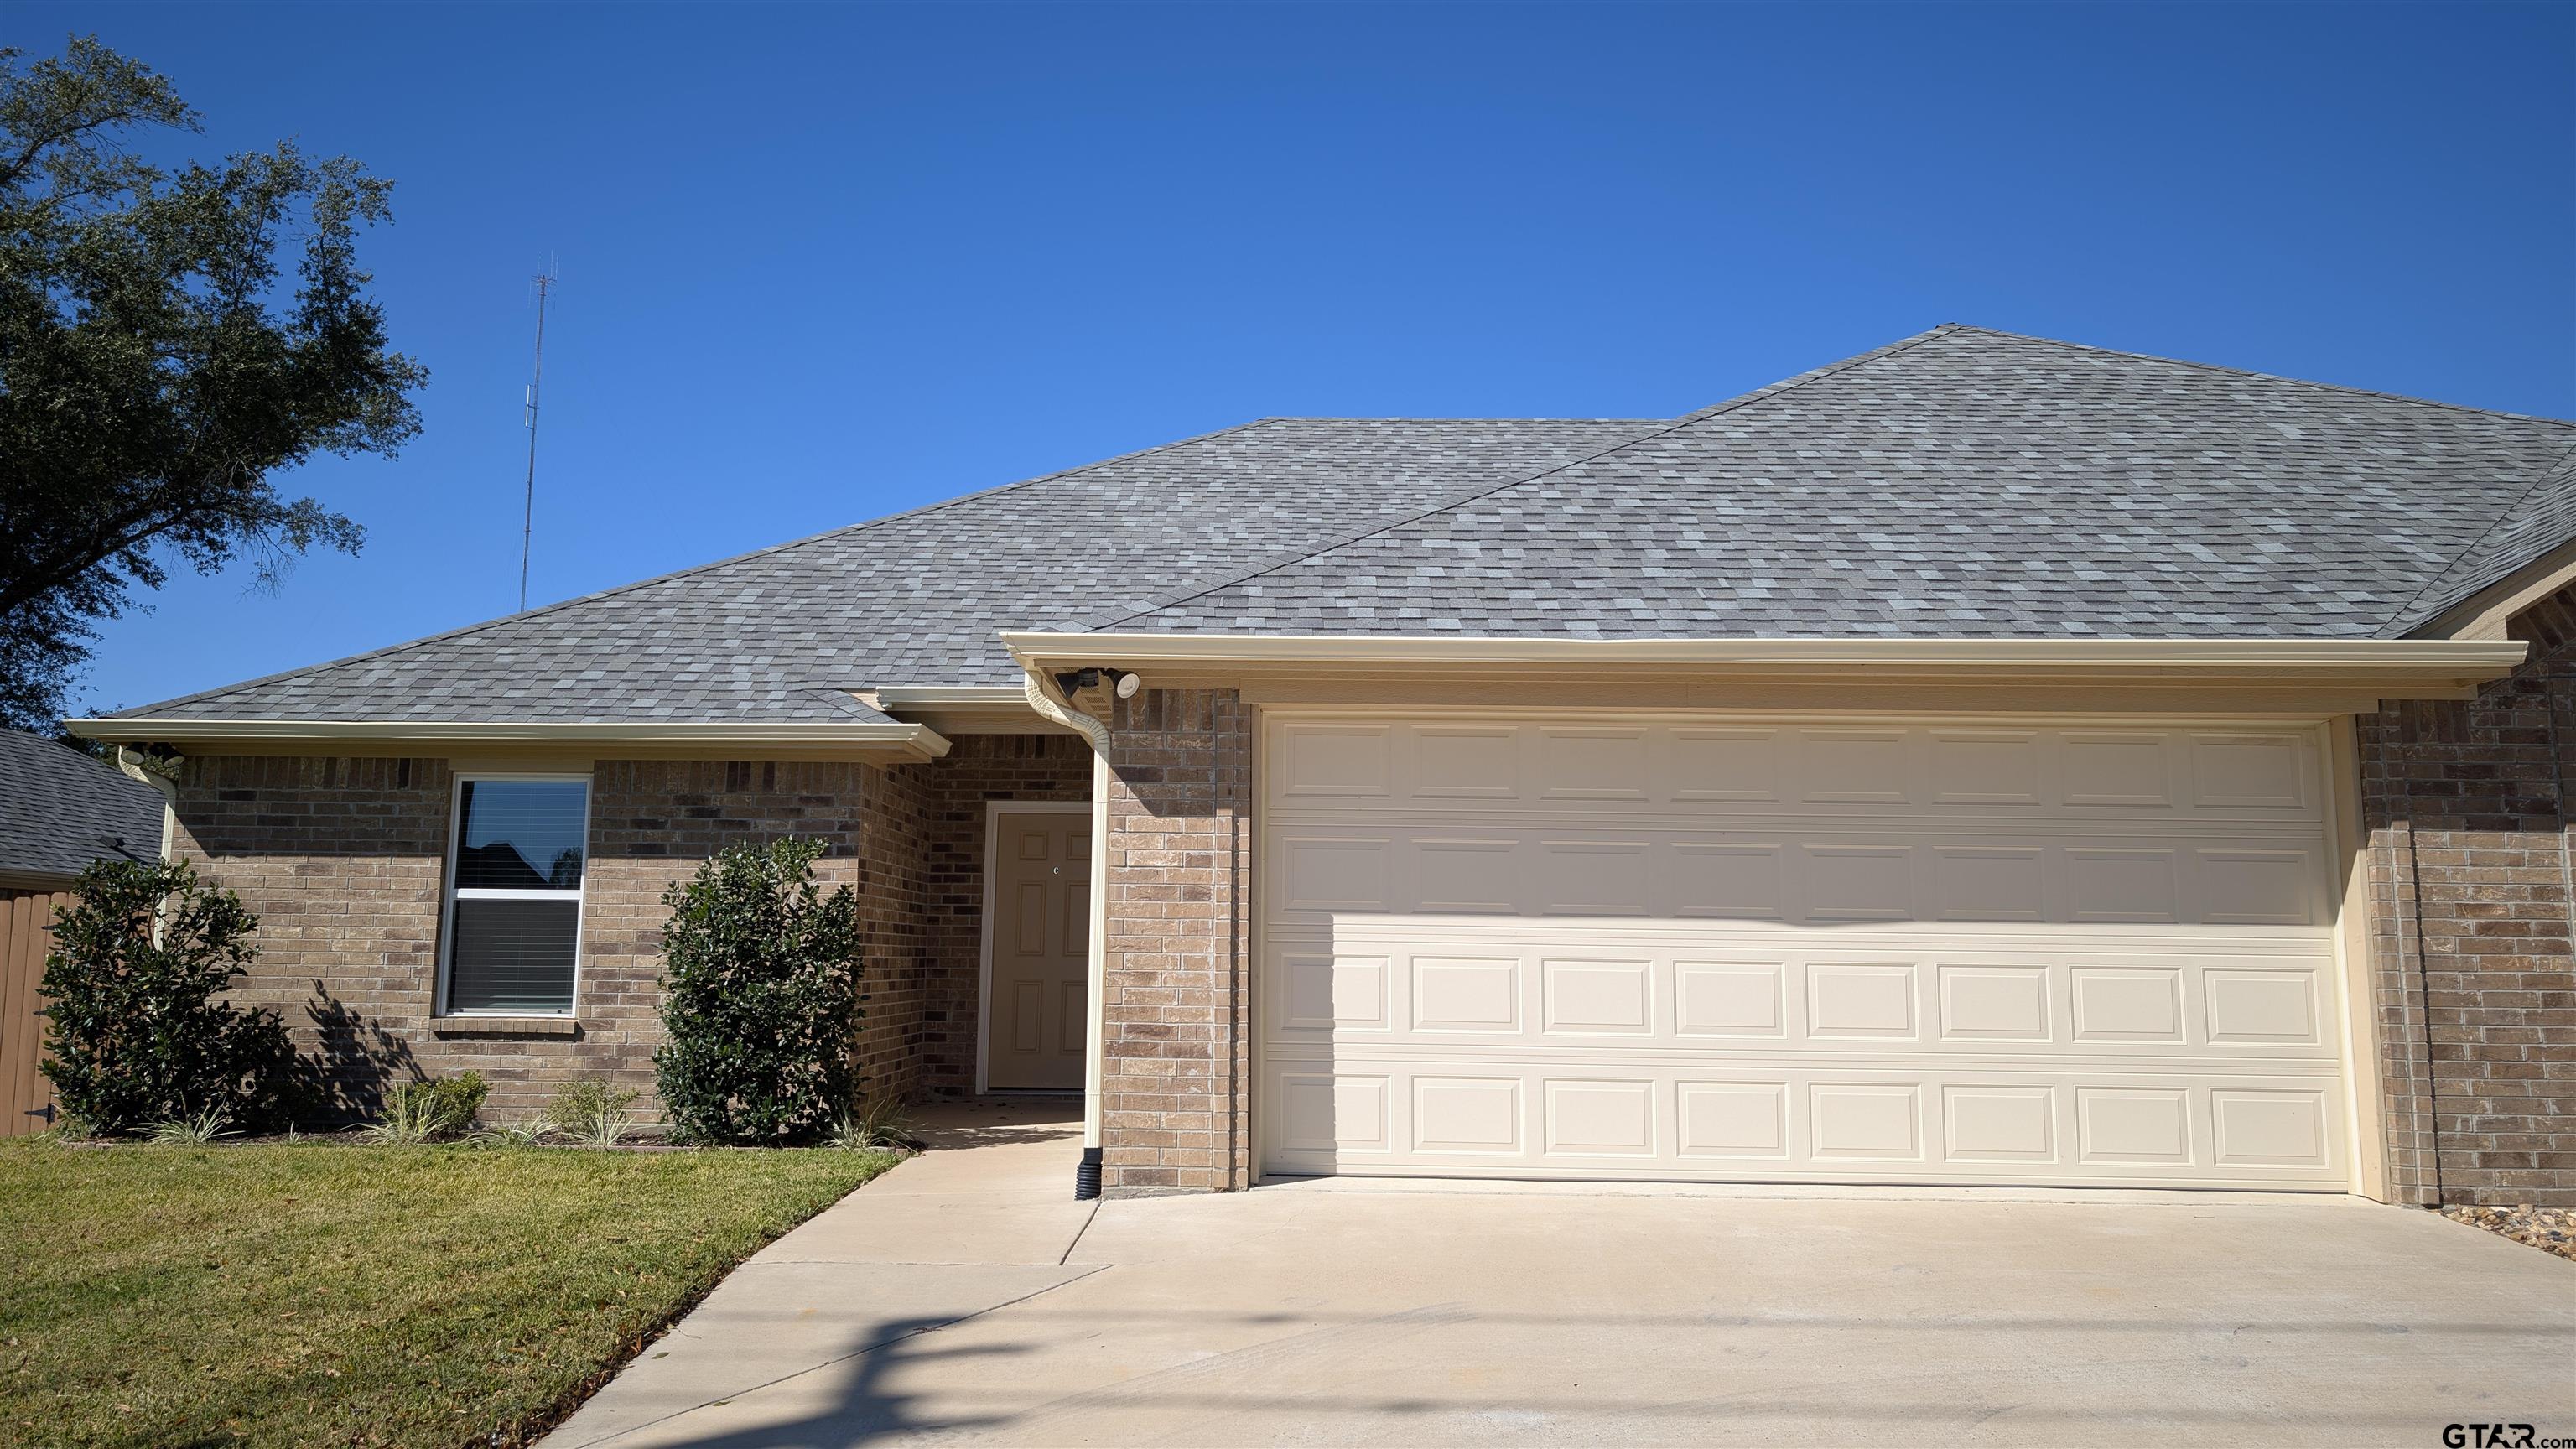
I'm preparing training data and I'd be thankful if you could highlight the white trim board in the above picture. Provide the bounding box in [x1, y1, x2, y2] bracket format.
[1003, 631, 2526, 675]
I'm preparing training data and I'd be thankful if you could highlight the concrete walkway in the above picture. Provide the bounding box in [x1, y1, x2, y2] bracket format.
[548, 1098, 1098, 1449]
[551, 1103, 2576, 1447]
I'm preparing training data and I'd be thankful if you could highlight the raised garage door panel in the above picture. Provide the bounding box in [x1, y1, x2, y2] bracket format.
[1259, 716, 2350, 1190]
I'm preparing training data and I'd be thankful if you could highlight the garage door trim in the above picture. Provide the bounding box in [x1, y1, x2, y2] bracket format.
[1249, 707, 2385, 1195]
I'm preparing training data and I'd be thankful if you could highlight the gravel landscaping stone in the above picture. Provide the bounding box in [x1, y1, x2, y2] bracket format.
[2439, 1203, 2576, 1262]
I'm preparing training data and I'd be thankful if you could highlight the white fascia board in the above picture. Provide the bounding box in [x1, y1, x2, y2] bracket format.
[998, 631, 2528, 688]
[62, 717, 953, 761]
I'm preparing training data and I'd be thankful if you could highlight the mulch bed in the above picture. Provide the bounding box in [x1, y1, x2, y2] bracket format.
[2439, 1203, 2576, 1262]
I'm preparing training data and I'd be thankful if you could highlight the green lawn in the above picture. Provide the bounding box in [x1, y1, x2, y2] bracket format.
[0, 1136, 901, 1447]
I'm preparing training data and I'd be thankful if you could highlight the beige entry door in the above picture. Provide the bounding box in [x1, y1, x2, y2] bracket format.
[984, 807, 1090, 1091]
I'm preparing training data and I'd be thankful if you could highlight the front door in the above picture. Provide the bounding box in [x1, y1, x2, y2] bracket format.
[985, 808, 1089, 1090]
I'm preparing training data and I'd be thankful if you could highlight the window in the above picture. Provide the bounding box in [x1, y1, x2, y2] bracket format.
[439, 777, 589, 1015]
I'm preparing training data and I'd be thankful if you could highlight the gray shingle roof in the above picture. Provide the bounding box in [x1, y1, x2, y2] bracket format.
[0, 730, 164, 880]
[104, 325, 2576, 730]
[112, 418, 1654, 723]
[2418, 448, 2576, 627]
[1104, 327, 2576, 640]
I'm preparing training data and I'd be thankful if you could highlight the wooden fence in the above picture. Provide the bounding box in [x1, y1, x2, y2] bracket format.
[1, 887, 65, 1135]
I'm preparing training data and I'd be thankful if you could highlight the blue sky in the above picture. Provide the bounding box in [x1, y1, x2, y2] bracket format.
[20, 2, 2575, 716]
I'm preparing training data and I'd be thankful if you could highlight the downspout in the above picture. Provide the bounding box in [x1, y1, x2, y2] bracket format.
[1021, 670, 1111, 1201]
[112, 747, 179, 864]
[113, 748, 180, 947]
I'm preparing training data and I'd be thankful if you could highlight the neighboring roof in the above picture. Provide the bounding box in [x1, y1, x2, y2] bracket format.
[94, 325, 2575, 730]
[105, 418, 1652, 725]
[1098, 327, 2576, 640]
[0, 731, 164, 880]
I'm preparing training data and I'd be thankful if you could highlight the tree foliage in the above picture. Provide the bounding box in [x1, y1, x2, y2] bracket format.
[0, 35, 426, 730]
[654, 838, 865, 1145]
[39, 856, 303, 1135]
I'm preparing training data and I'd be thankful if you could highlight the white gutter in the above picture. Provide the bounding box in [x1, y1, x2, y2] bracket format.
[64, 717, 953, 759]
[1001, 631, 2527, 693]
[1019, 670, 1112, 1196]
[1002, 631, 2527, 674]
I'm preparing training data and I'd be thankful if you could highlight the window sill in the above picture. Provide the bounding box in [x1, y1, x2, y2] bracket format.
[429, 1015, 580, 1039]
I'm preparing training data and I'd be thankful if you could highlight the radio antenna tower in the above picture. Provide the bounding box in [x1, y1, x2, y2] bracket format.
[518, 263, 558, 612]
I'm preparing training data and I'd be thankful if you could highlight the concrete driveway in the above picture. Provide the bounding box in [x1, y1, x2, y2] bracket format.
[549, 1101, 2576, 1447]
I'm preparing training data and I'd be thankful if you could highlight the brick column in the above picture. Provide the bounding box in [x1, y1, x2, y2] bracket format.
[1098, 688, 1253, 1193]
[2359, 586, 2576, 1207]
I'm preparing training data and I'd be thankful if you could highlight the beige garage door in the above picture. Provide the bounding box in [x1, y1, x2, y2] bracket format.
[1258, 714, 2353, 1190]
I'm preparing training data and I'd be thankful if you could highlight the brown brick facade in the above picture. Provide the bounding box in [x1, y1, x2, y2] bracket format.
[2361, 585, 2576, 1207]
[171, 755, 459, 1118]
[585, 759, 933, 1105]
[174, 754, 940, 1123]
[1098, 689, 1254, 1194]
[915, 734, 1093, 1092]
[158, 622, 2576, 1200]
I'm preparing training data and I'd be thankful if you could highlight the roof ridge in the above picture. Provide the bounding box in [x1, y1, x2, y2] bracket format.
[104, 415, 1290, 720]
[1059, 325, 1966, 632]
[2377, 434, 2576, 637]
[1945, 325, 2576, 429]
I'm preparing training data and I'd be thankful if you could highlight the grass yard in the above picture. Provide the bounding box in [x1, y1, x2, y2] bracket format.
[0, 1136, 901, 1447]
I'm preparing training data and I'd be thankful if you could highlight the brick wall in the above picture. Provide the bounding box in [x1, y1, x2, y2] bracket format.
[171, 756, 460, 1118]
[1098, 688, 1254, 1193]
[2362, 585, 2576, 1207]
[913, 734, 1092, 1093]
[589, 759, 930, 1106]
[174, 754, 930, 1124]
[854, 762, 936, 1098]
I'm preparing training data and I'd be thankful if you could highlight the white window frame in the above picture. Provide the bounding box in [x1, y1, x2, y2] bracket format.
[435, 771, 592, 1019]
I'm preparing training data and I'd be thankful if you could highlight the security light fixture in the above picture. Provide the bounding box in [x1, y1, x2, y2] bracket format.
[1052, 668, 1142, 699]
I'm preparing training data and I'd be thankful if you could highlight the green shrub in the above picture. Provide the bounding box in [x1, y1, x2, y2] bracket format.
[357, 1072, 485, 1144]
[39, 858, 302, 1136]
[829, 1094, 922, 1151]
[654, 837, 862, 1145]
[144, 1104, 239, 1144]
[546, 1078, 641, 1148]
[467, 1120, 552, 1148]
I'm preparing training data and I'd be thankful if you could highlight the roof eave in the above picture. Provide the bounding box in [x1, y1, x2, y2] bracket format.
[1001, 631, 2527, 702]
[0, 865, 79, 890]
[868, 686, 1075, 737]
[60, 718, 954, 764]
[2407, 536, 2576, 642]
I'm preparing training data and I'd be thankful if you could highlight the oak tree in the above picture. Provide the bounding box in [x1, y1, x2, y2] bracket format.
[0, 35, 426, 730]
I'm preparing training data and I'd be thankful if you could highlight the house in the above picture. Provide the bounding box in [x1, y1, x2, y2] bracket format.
[68, 325, 2576, 1205]
[0, 729, 171, 1135]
